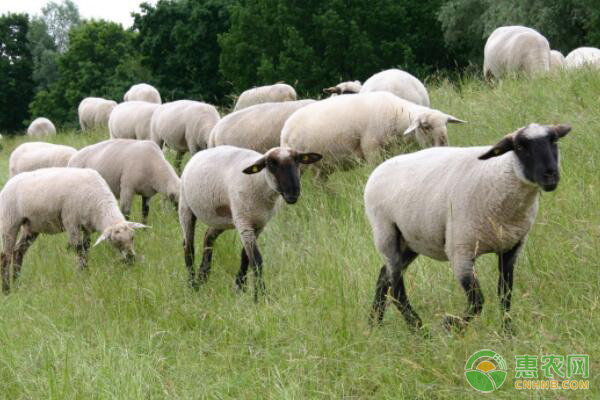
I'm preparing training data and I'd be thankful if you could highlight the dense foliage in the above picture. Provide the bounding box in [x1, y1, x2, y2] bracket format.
[2, 0, 600, 131]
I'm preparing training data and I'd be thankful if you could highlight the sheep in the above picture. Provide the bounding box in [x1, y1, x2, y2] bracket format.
[123, 83, 162, 104]
[0, 167, 149, 292]
[483, 26, 551, 79]
[68, 139, 180, 224]
[323, 81, 362, 96]
[150, 100, 220, 171]
[108, 101, 160, 141]
[549, 50, 566, 70]
[280, 92, 465, 177]
[364, 123, 571, 333]
[209, 100, 316, 153]
[179, 145, 321, 299]
[565, 47, 600, 69]
[78, 97, 117, 130]
[233, 83, 297, 111]
[9, 142, 77, 177]
[27, 117, 56, 137]
[360, 69, 430, 107]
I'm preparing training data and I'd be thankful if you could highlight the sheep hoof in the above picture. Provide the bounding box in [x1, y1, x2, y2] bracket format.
[443, 315, 468, 333]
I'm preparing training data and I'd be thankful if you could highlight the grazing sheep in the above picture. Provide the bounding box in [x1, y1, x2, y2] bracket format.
[123, 83, 162, 104]
[179, 146, 321, 299]
[549, 50, 566, 70]
[234, 83, 297, 111]
[323, 81, 362, 96]
[68, 139, 180, 224]
[78, 97, 117, 130]
[109, 101, 160, 141]
[27, 117, 56, 137]
[365, 123, 571, 333]
[360, 69, 430, 107]
[150, 100, 220, 171]
[9, 142, 77, 177]
[565, 47, 600, 69]
[0, 167, 149, 292]
[209, 100, 315, 153]
[483, 26, 551, 79]
[280, 92, 465, 176]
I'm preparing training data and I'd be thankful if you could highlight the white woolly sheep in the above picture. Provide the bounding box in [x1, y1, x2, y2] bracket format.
[209, 100, 315, 153]
[27, 117, 56, 137]
[565, 47, 600, 69]
[78, 97, 117, 130]
[323, 81, 362, 96]
[365, 123, 571, 333]
[360, 69, 430, 107]
[109, 101, 160, 141]
[483, 26, 551, 79]
[68, 139, 180, 224]
[9, 142, 77, 177]
[123, 83, 162, 104]
[549, 50, 565, 70]
[280, 92, 465, 177]
[0, 167, 149, 292]
[150, 100, 220, 170]
[234, 83, 297, 111]
[179, 146, 321, 299]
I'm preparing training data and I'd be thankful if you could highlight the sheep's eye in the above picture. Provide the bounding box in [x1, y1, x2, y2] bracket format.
[267, 159, 278, 167]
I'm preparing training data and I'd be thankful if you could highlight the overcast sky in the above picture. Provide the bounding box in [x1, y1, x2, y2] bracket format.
[0, 0, 158, 28]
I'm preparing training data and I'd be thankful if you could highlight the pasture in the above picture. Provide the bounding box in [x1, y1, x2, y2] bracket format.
[0, 70, 598, 399]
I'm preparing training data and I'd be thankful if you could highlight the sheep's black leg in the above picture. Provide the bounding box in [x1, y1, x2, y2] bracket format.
[370, 265, 391, 325]
[498, 241, 521, 334]
[251, 245, 264, 302]
[197, 227, 223, 286]
[390, 250, 421, 329]
[235, 248, 249, 291]
[445, 260, 484, 331]
[12, 232, 38, 282]
[1, 252, 11, 293]
[141, 196, 150, 224]
[181, 212, 197, 288]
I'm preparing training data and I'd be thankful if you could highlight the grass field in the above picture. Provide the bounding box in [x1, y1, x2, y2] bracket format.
[0, 70, 598, 399]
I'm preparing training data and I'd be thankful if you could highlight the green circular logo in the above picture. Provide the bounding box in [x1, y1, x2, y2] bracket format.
[464, 349, 508, 393]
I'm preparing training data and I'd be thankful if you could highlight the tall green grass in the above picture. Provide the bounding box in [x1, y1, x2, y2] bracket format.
[0, 70, 598, 399]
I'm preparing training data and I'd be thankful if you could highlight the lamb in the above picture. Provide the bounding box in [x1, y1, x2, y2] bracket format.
[9, 142, 77, 177]
[364, 123, 571, 333]
[68, 139, 180, 224]
[280, 92, 465, 176]
[179, 146, 321, 300]
[109, 101, 160, 141]
[360, 69, 430, 107]
[0, 167, 149, 292]
[549, 50, 565, 70]
[323, 81, 362, 96]
[150, 100, 220, 170]
[78, 97, 117, 130]
[233, 83, 297, 111]
[483, 26, 551, 79]
[123, 83, 162, 104]
[27, 117, 56, 137]
[565, 47, 600, 69]
[209, 100, 315, 153]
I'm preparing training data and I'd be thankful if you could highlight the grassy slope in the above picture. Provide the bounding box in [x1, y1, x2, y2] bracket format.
[0, 70, 598, 399]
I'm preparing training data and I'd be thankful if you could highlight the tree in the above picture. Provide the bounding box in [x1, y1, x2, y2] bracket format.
[133, 0, 233, 104]
[0, 13, 34, 132]
[29, 20, 146, 126]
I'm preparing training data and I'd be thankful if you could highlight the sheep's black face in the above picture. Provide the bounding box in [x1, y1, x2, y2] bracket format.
[478, 123, 571, 192]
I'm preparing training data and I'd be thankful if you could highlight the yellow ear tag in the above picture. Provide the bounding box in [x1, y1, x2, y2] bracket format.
[252, 166, 258, 172]
[303, 155, 309, 161]
[494, 149, 501, 155]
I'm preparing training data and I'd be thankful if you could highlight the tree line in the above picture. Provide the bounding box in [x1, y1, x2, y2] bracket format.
[1, 0, 599, 132]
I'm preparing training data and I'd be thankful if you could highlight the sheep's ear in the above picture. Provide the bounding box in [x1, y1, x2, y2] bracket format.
[242, 157, 266, 174]
[323, 86, 340, 94]
[446, 115, 467, 124]
[550, 124, 571, 139]
[479, 136, 514, 160]
[296, 152, 322, 164]
[94, 231, 109, 247]
[404, 120, 420, 136]
[127, 222, 151, 230]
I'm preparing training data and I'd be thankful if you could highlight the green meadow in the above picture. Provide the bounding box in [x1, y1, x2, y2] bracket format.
[0, 70, 598, 399]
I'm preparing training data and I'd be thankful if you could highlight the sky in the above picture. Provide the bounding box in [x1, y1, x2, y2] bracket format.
[0, 0, 158, 28]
